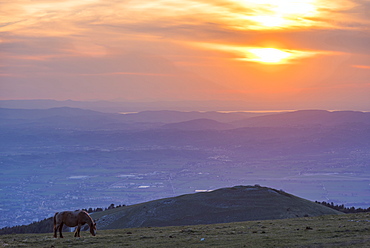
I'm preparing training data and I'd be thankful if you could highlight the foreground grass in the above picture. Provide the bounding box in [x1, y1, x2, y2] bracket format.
[1, 213, 370, 247]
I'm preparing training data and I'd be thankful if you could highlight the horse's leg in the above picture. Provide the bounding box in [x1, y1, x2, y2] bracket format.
[77, 224, 81, 237]
[53, 224, 57, 238]
[59, 223, 64, 238]
[74, 224, 81, 237]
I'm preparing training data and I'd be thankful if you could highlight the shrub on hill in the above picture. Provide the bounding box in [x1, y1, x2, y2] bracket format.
[315, 201, 370, 213]
[0, 217, 53, 235]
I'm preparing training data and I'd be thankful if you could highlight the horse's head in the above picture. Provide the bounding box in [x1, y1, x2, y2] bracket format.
[90, 222, 97, 236]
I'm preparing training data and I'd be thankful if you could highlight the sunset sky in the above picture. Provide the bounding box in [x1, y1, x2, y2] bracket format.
[1, 0, 370, 110]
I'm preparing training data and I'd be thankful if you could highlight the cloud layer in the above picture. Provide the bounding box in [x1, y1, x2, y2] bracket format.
[1, 0, 370, 109]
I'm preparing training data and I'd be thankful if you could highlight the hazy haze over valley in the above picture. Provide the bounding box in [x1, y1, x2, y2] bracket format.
[1, 101, 369, 228]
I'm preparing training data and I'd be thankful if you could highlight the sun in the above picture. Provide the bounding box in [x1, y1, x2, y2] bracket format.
[246, 48, 292, 64]
[195, 43, 317, 65]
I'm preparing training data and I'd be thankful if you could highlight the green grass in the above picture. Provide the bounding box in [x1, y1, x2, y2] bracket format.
[2, 213, 370, 247]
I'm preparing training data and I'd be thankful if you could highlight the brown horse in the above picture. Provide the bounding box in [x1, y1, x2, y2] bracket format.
[53, 210, 96, 238]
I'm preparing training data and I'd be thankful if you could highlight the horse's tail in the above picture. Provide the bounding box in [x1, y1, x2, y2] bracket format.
[53, 212, 58, 227]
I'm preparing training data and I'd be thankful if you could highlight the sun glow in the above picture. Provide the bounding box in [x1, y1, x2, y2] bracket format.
[248, 16, 287, 28]
[196, 43, 319, 65]
[239, 0, 318, 29]
[245, 48, 293, 64]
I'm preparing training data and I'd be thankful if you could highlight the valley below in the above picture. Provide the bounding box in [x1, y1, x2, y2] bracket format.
[1, 108, 370, 228]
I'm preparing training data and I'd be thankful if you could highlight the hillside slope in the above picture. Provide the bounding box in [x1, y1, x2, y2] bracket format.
[161, 118, 234, 130]
[93, 185, 342, 230]
[233, 110, 370, 127]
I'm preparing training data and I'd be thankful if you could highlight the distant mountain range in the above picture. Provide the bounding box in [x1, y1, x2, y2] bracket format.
[0, 99, 294, 113]
[1, 107, 369, 130]
[0, 107, 264, 130]
[232, 110, 370, 128]
[1, 107, 369, 157]
[0, 107, 129, 130]
[161, 118, 234, 130]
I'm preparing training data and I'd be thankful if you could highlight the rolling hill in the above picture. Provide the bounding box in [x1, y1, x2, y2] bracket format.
[0, 185, 342, 235]
[0, 107, 265, 130]
[161, 118, 234, 130]
[233, 110, 370, 128]
[92, 185, 342, 230]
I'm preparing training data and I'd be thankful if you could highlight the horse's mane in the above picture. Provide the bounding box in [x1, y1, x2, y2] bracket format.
[81, 210, 94, 225]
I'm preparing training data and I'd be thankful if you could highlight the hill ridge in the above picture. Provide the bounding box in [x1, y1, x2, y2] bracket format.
[233, 110, 370, 127]
[161, 118, 233, 130]
[92, 185, 342, 230]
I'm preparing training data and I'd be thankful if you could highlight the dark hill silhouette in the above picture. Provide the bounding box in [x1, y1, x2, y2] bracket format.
[161, 118, 234, 130]
[0, 107, 134, 130]
[0, 108, 266, 130]
[93, 185, 342, 230]
[106, 110, 267, 123]
[4, 108, 369, 130]
[233, 110, 370, 127]
[0, 107, 110, 120]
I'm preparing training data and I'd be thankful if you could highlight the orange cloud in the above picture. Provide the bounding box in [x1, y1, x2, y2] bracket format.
[1, 0, 369, 108]
[78, 72, 174, 77]
[352, 65, 370, 69]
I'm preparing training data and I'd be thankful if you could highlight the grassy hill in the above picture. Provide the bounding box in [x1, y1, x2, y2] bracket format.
[1, 185, 342, 236]
[1, 213, 370, 247]
[91, 185, 341, 230]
